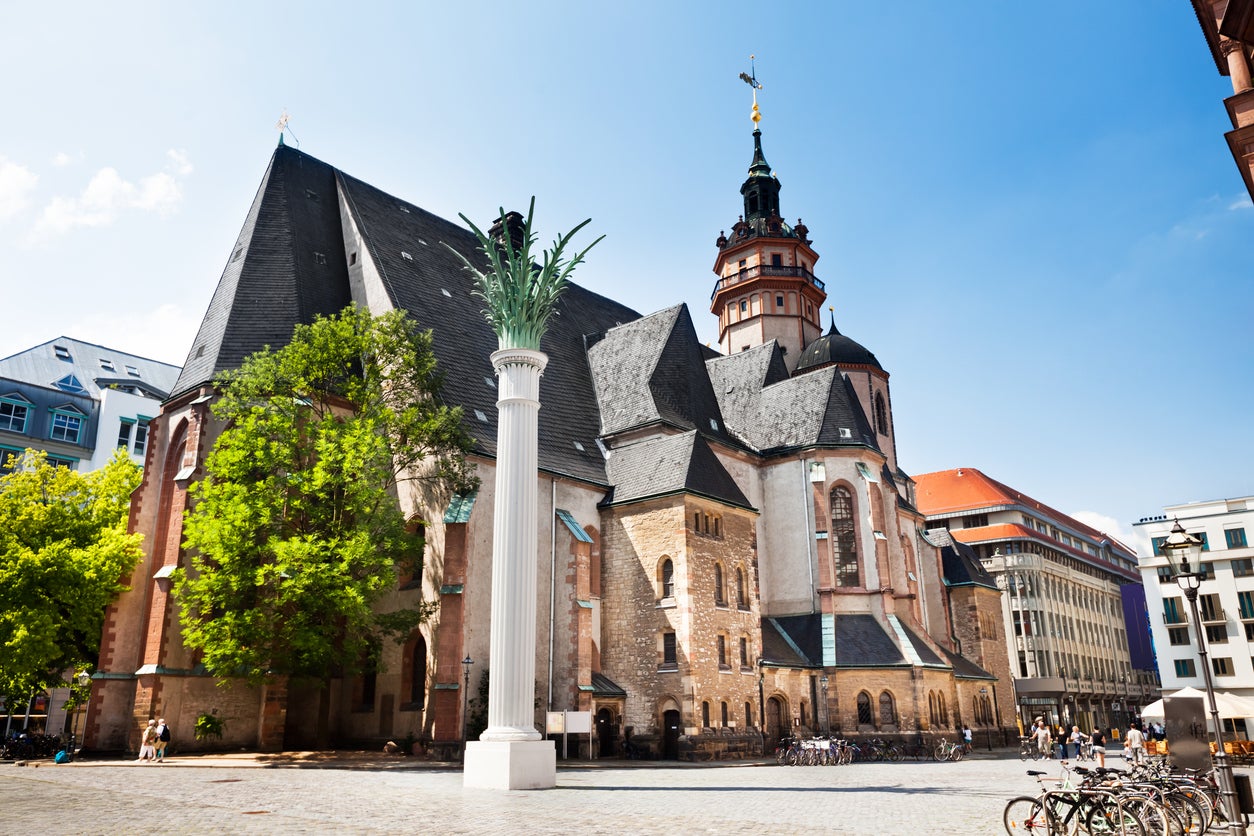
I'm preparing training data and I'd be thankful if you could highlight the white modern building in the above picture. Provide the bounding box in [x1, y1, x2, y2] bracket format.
[1136, 497, 1254, 709]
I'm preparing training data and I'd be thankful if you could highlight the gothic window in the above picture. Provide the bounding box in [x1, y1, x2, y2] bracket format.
[879, 691, 895, 726]
[714, 563, 726, 606]
[831, 486, 860, 587]
[739, 636, 749, 669]
[661, 632, 677, 668]
[800, 701, 808, 727]
[745, 701, 753, 728]
[856, 692, 873, 725]
[873, 392, 888, 435]
[717, 635, 729, 670]
[721, 701, 729, 727]
[659, 557, 674, 599]
[736, 567, 747, 609]
[702, 701, 711, 728]
[409, 634, 427, 708]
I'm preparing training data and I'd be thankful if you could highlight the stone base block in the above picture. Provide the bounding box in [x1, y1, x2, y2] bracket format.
[463, 739, 556, 790]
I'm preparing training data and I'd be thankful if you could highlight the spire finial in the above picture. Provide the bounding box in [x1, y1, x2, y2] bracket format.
[275, 110, 300, 148]
[739, 55, 763, 129]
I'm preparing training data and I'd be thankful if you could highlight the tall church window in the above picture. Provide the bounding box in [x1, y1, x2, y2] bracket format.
[873, 392, 888, 435]
[661, 632, 677, 668]
[714, 563, 726, 606]
[702, 701, 711, 728]
[409, 634, 427, 708]
[659, 558, 674, 599]
[736, 567, 748, 609]
[879, 691, 895, 726]
[856, 691, 873, 725]
[831, 486, 860, 587]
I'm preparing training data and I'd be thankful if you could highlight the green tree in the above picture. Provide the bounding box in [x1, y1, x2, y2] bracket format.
[0, 449, 143, 702]
[175, 307, 474, 717]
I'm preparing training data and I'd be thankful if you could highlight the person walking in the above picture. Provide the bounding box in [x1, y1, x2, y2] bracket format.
[1069, 726, 1088, 760]
[1090, 727, 1107, 767]
[1125, 722, 1144, 764]
[962, 725, 973, 754]
[1033, 720, 1052, 759]
[137, 719, 158, 762]
[154, 718, 171, 762]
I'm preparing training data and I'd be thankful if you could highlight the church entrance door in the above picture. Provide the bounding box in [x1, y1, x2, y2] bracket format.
[662, 709, 681, 760]
[766, 696, 786, 751]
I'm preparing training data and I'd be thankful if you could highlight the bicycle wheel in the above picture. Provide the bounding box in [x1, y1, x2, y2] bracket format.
[1085, 799, 1146, 836]
[1004, 796, 1050, 834]
[886, 746, 903, 763]
[1165, 793, 1206, 836]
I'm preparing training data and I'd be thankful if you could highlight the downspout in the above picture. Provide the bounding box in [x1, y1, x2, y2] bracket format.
[547, 476, 557, 712]
[916, 528, 931, 635]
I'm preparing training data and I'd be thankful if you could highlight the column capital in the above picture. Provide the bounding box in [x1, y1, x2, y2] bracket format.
[491, 347, 548, 375]
[1221, 37, 1248, 58]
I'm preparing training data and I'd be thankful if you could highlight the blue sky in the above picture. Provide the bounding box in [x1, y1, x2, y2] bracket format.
[1, 2, 1250, 552]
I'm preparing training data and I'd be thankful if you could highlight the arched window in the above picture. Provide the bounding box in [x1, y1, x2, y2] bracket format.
[856, 692, 873, 725]
[873, 391, 888, 435]
[745, 701, 753, 728]
[660, 557, 674, 598]
[410, 634, 427, 707]
[928, 691, 937, 726]
[879, 691, 895, 726]
[717, 634, 729, 670]
[800, 700, 808, 727]
[831, 486, 860, 587]
[939, 693, 948, 725]
[739, 636, 749, 668]
[714, 563, 726, 606]
[736, 567, 747, 609]
[702, 701, 711, 728]
[721, 701, 729, 727]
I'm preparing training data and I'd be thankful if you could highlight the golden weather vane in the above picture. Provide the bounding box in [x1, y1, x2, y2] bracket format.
[738, 54, 764, 127]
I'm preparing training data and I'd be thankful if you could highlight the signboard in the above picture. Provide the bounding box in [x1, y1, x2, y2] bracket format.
[546, 712, 565, 734]
[566, 711, 592, 734]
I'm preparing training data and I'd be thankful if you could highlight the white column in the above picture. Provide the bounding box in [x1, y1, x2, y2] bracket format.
[464, 347, 556, 789]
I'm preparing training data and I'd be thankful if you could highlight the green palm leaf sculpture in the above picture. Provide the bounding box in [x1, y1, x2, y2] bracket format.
[448, 197, 604, 351]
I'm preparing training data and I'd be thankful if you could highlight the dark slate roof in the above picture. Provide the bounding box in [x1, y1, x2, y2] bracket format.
[586, 305, 735, 445]
[933, 530, 999, 591]
[833, 614, 907, 668]
[600, 430, 752, 509]
[795, 322, 883, 372]
[592, 672, 627, 697]
[707, 346, 879, 454]
[335, 169, 638, 486]
[896, 621, 946, 666]
[762, 615, 822, 667]
[173, 146, 352, 396]
[938, 646, 996, 680]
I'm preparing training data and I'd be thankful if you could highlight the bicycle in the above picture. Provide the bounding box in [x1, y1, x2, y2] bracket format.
[934, 739, 964, 762]
[1019, 736, 1044, 761]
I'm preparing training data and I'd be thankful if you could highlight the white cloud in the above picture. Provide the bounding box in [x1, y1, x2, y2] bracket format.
[1229, 194, 1253, 211]
[68, 303, 199, 367]
[52, 151, 83, 167]
[1070, 510, 1145, 557]
[0, 156, 39, 221]
[31, 151, 192, 239]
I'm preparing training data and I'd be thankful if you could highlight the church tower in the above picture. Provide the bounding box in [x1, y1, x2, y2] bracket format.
[711, 87, 825, 371]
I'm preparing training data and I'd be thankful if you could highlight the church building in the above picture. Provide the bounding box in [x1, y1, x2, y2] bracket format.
[86, 114, 1014, 758]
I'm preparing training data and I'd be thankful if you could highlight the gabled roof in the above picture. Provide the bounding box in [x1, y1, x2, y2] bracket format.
[930, 529, 998, 591]
[600, 430, 752, 510]
[174, 146, 352, 397]
[937, 645, 996, 681]
[706, 345, 878, 454]
[0, 337, 180, 400]
[762, 615, 821, 668]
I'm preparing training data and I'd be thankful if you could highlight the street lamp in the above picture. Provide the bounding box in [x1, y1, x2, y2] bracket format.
[461, 655, 473, 760]
[70, 670, 91, 754]
[1162, 519, 1246, 836]
[980, 687, 992, 751]
[819, 675, 829, 736]
[757, 661, 766, 756]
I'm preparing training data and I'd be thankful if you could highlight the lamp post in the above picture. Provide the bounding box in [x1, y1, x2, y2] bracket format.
[980, 687, 992, 751]
[1162, 519, 1246, 835]
[757, 661, 767, 756]
[820, 675, 829, 736]
[461, 655, 473, 760]
[70, 670, 90, 753]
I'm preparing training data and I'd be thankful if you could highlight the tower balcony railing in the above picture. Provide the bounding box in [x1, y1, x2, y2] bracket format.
[710, 264, 825, 300]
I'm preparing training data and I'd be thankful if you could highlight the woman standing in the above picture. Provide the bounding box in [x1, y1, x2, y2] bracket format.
[137, 719, 158, 763]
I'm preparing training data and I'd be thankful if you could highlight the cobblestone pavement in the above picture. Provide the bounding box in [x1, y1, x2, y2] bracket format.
[0, 749, 1229, 835]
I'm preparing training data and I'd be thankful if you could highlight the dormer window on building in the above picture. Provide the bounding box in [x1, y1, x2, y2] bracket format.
[53, 374, 88, 395]
[53, 344, 71, 361]
[49, 406, 85, 444]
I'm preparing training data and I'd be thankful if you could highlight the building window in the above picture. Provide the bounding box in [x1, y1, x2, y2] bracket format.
[49, 410, 82, 443]
[1163, 598, 1185, 625]
[745, 702, 753, 728]
[1213, 657, 1234, 677]
[1207, 624, 1230, 644]
[873, 392, 888, 435]
[133, 420, 149, 457]
[1227, 529, 1248, 549]
[739, 636, 749, 669]
[831, 486, 860, 587]
[717, 635, 729, 670]
[776, 294, 785, 309]
[1168, 626, 1190, 646]
[770, 253, 782, 267]
[1156, 566, 1174, 583]
[739, 300, 748, 313]
[1234, 558, 1254, 577]
[736, 567, 748, 609]
[45, 456, 76, 469]
[661, 632, 677, 668]
[1200, 594, 1223, 622]
[1246, 623, 1254, 641]
[410, 635, 427, 708]
[116, 420, 133, 449]
[702, 701, 711, 728]
[0, 399, 30, 433]
[1175, 659, 1196, 677]
[53, 344, 72, 361]
[53, 374, 87, 395]
[879, 691, 895, 726]
[659, 558, 674, 599]
[857, 691, 873, 725]
[721, 701, 729, 727]
[714, 563, 726, 606]
[1151, 536, 1167, 557]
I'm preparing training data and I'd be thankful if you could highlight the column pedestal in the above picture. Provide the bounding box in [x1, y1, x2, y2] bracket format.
[464, 739, 556, 790]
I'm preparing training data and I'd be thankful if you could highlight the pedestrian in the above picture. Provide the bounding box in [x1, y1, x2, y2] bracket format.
[154, 718, 171, 762]
[1069, 725, 1087, 760]
[138, 719, 158, 762]
[1125, 722, 1144, 764]
[1090, 727, 1107, 767]
[1033, 720, 1052, 759]
[962, 724, 972, 754]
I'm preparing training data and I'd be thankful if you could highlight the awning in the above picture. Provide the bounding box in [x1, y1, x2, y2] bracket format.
[591, 672, 626, 698]
[443, 492, 477, 524]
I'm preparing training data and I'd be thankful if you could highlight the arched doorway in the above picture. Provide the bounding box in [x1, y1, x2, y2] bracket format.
[766, 696, 786, 751]
[596, 707, 618, 757]
[662, 709, 681, 760]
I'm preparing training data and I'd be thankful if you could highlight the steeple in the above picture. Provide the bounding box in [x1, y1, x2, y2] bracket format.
[711, 59, 826, 371]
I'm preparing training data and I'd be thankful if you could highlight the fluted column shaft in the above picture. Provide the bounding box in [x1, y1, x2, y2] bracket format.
[480, 348, 547, 742]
